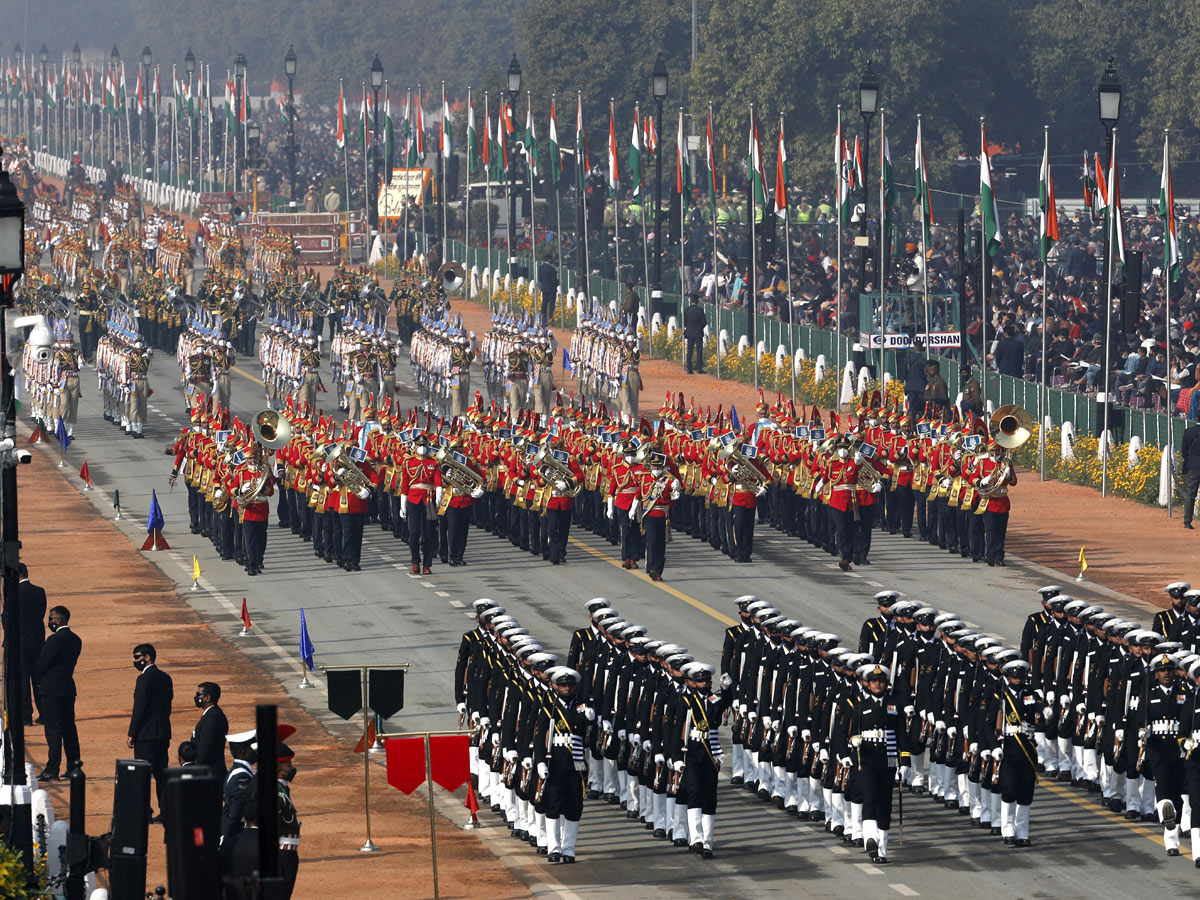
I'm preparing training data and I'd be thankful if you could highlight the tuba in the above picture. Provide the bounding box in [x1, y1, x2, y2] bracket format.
[436, 445, 485, 494]
[718, 441, 768, 489]
[532, 445, 581, 497]
[976, 404, 1032, 501]
[439, 261, 466, 293]
[325, 444, 373, 495]
[252, 409, 294, 451]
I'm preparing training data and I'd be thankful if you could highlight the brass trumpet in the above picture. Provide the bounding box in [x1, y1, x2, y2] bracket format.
[532, 445, 581, 497]
[324, 444, 373, 495]
[435, 445, 485, 494]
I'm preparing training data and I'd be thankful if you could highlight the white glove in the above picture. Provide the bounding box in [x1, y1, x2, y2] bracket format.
[813, 479, 824, 494]
[947, 726, 957, 739]
[400, 498, 408, 516]
[849, 735, 863, 748]
[672, 760, 685, 773]
[980, 749, 992, 760]
[839, 756, 852, 768]
[504, 749, 517, 762]
[435, 486, 445, 506]
[470, 487, 484, 499]
[854, 451, 864, 464]
[1086, 712, 1096, 721]
[642, 742, 653, 754]
[819, 748, 829, 762]
[904, 705, 915, 717]
[480, 717, 490, 728]
[968, 742, 979, 754]
[356, 487, 370, 499]
[456, 702, 466, 714]
[762, 717, 773, 730]
[993, 748, 1003, 761]
[654, 753, 665, 765]
[629, 499, 640, 517]
[335, 467, 347, 477]
[1185, 738, 1196, 752]
[606, 500, 614, 520]
[631, 734, 641, 747]
[772, 719, 781, 733]
[516, 479, 525, 487]
[1114, 728, 1124, 742]
[581, 706, 596, 721]
[755, 485, 768, 496]
[1060, 694, 1071, 709]
[719, 673, 733, 690]
[738, 702, 748, 715]
[1046, 691, 1055, 705]
[213, 489, 224, 499]
[801, 729, 811, 741]
[536, 762, 549, 779]
[1075, 703, 1085, 715]
[521, 756, 532, 768]
[940, 478, 952, 489]
[926, 712, 936, 725]
[470, 712, 480, 725]
[555, 480, 568, 491]
[491, 733, 500, 747]
[602, 720, 613, 733]
[1042, 707, 1053, 720]
[617, 729, 627, 741]
[747, 711, 758, 722]
[788, 725, 798, 736]
[871, 482, 882, 493]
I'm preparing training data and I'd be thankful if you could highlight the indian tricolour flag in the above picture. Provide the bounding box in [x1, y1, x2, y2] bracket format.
[1161, 132, 1179, 280]
[1038, 136, 1058, 265]
[748, 106, 765, 208]
[607, 102, 619, 198]
[980, 122, 1001, 257]
[629, 104, 642, 199]
[774, 118, 788, 220]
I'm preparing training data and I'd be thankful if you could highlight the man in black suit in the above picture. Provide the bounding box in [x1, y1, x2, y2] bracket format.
[683, 292, 708, 374]
[35, 605, 82, 780]
[14, 563, 46, 724]
[127, 643, 173, 821]
[191, 681, 228, 783]
[1182, 420, 1200, 529]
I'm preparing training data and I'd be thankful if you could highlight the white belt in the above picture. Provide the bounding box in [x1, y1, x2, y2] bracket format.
[552, 735, 572, 748]
[860, 729, 886, 742]
[1004, 724, 1034, 737]
[1151, 721, 1179, 735]
[689, 728, 707, 741]
[279, 837, 300, 849]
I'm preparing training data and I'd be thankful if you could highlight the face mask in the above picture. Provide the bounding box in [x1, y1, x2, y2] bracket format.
[48, 621, 60, 633]
[651, 468, 663, 477]
[836, 448, 848, 459]
[133, 659, 148, 672]
[194, 693, 206, 708]
[416, 446, 428, 457]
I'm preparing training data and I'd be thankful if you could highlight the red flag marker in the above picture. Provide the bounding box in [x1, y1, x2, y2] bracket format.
[353, 717, 377, 754]
[79, 461, 93, 490]
[464, 782, 481, 828]
[239, 598, 252, 636]
[140, 530, 170, 551]
[28, 423, 47, 444]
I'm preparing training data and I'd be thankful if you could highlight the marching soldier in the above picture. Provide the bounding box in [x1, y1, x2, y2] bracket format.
[533, 667, 591, 863]
[846, 663, 910, 864]
[668, 662, 734, 858]
[1133, 653, 1187, 855]
[400, 434, 443, 574]
[636, 452, 680, 581]
[232, 445, 275, 576]
[984, 659, 1043, 847]
[126, 340, 150, 439]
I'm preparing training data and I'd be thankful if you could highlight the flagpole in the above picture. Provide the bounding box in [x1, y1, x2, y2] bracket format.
[980, 117, 988, 413]
[878, 108, 886, 385]
[710, 105, 719, 382]
[1165, 127, 1174, 517]
[363, 81, 370, 262]
[222, 97, 229, 193]
[342, 81, 351, 261]
[782, 115, 792, 400]
[918, 115, 931, 364]
[836, 105, 842, 410]
[1040, 124, 1049, 482]
[679, 107, 687, 372]
[1101, 128, 1117, 499]
[464, 86, 471, 273]
[750, 103, 758, 392]
[528, 94, 537, 304]
[441, 82, 447, 254]
[611, 100, 620, 314]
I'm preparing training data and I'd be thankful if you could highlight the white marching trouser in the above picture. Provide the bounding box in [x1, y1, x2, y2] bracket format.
[732, 742, 747, 780]
[1157, 798, 1181, 852]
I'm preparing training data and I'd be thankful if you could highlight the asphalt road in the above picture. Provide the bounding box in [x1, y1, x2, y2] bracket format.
[25, 307, 1192, 899]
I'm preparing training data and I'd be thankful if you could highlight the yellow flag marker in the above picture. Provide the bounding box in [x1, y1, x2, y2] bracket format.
[1076, 547, 1088, 582]
[191, 555, 201, 591]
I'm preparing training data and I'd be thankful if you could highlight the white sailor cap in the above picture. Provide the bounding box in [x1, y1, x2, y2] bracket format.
[1165, 581, 1192, 598]
[227, 729, 256, 745]
[683, 662, 715, 680]
[1002, 660, 1031, 677]
[472, 598, 496, 612]
[585, 597, 609, 613]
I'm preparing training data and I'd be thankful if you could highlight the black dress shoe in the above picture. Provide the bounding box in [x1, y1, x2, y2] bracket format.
[586, 789, 600, 800]
[945, 799, 957, 810]
[561, 855, 575, 864]
[672, 838, 689, 848]
[1185, 522, 1195, 530]
[701, 848, 714, 859]
[537, 846, 547, 855]
[872, 854, 890, 864]
[865, 837, 877, 856]
[690, 842, 703, 854]
[730, 776, 744, 785]
[990, 826, 1001, 836]
[653, 828, 666, 838]
[37, 771, 59, 782]
[547, 851, 561, 863]
[1167, 848, 1181, 857]
[1004, 836, 1014, 845]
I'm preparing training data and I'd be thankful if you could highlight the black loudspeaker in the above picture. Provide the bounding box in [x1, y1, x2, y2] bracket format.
[445, 155, 460, 199]
[110, 759, 152, 900]
[164, 770, 221, 900]
[761, 213, 777, 260]
[111, 759, 152, 855]
[1121, 249, 1143, 334]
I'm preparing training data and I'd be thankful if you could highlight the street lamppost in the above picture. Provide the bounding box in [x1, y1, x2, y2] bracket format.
[71, 43, 81, 157]
[0, 161, 31, 875]
[506, 54, 521, 278]
[39, 44, 48, 152]
[141, 46, 153, 177]
[857, 62, 879, 311]
[1097, 58, 1121, 283]
[650, 52, 668, 317]
[284, 44, 297, 210]
[110, 45, 120, 169]
[184, 47, 195, 189]
[369, 53, 383, 227]
[234, 52, 247, 191]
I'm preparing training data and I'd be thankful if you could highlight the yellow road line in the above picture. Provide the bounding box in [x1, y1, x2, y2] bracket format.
[231, 365, 264, 386]
[571, 535, 1164, 849]
[567, 535, 736, 626]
